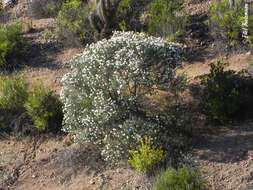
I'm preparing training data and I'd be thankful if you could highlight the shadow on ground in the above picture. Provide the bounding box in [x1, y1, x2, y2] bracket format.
[194, 122, 253, 163]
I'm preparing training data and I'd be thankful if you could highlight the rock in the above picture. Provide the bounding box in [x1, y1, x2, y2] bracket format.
[89, 178, 95, 185]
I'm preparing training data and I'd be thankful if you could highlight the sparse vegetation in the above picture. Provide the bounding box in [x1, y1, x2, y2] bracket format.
[30, 0, 65, 18]
[0, 73, 63, 133]
[1, 0, 253, 189]
[154, 166, 206, 190]
[0, 22, 26, 70]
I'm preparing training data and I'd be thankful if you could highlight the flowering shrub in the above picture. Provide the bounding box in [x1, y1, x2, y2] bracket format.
[61, 31, 185, 162]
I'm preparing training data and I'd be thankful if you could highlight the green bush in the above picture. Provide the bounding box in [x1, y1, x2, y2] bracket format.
[0, 22, 26, 70]
[200, 59, 253, 123]
[61, 31, 186, 162]
[55, 0, 93, 46]
[25, 84, 63, 132]
[0, 73, 28, 112]
[147, 0, 188, 40]
[154, 166, 206, 190]
[128, 136, 164, 173]
[207, 0, 245, 45]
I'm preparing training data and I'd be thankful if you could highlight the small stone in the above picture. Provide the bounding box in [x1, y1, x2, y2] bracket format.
[89, 179, 95, 185]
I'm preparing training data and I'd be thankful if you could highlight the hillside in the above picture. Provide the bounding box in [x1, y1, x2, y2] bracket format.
[0, 0, 253, 190]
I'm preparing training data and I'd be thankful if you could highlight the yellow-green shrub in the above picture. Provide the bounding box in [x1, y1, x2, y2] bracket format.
[0, 73, 28, 112]
[25, 84, 63, 132]
[128, 136, 165, 173]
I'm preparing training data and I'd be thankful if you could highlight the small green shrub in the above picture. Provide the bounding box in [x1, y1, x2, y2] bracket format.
[0, 22, 26, 70]
[25, 84, 63, 132]
[200, 59, 253, 123]
[128, 136, 164, 173]
[154, 166, 206, 190]
[147, 0, 189, 40]
[56, 0, 93, 46]
[207, 0, 244, 45]
[0, 74, 28, 112]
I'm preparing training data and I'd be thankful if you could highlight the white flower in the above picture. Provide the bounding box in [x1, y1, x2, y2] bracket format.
[60, 31, 185, 162]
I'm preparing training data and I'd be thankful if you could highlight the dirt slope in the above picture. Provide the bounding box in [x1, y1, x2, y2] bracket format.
[0, 0, 253, 189]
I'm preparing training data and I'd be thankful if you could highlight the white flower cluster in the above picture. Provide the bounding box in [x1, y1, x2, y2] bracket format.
[60, 31, 185, 162]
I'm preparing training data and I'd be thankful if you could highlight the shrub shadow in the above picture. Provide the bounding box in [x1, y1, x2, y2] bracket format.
[48, 144, 105, 186]
[194, 123, 253, 163]
[188, 80, 253, 164]
[23, 38, 63, 70]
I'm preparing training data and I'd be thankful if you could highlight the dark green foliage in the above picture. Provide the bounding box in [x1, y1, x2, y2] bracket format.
[0, 23, 26, 70]
[25, 84, 63, 132]
[154, 166, 206, 190]
[147, 0, 188, 40]
[200, 59, 253, 123]
[207, 0, 244, 45]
